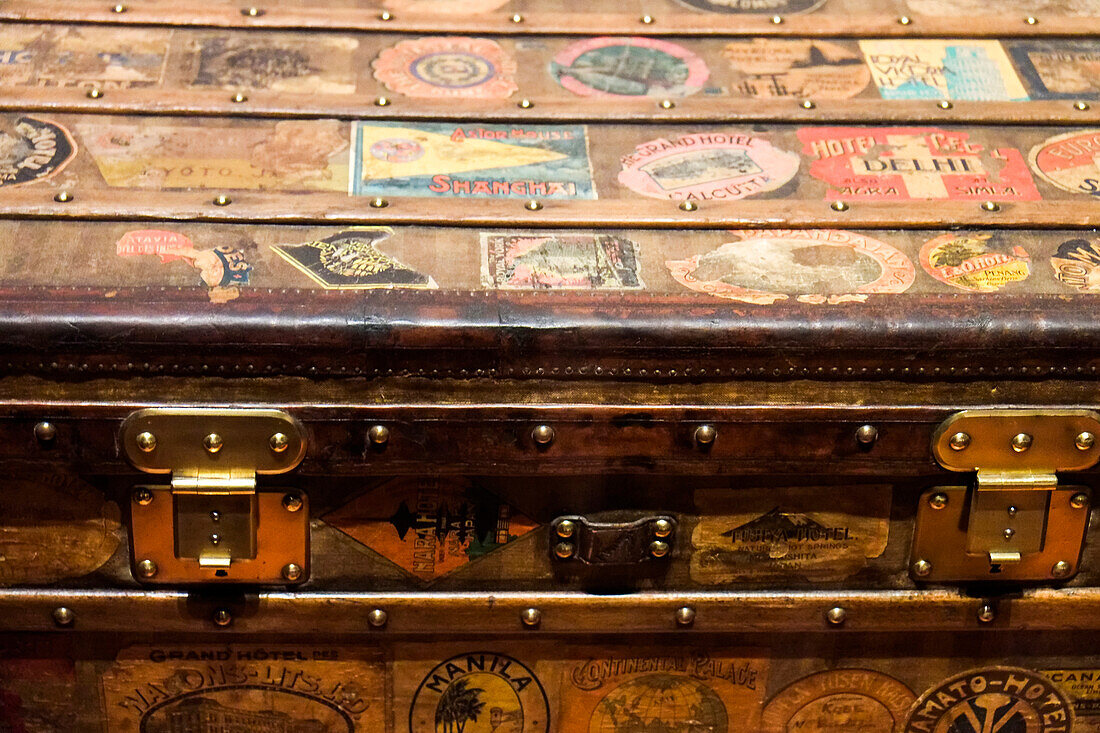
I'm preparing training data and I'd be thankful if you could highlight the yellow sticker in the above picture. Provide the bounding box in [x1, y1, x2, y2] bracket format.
[859, 40, 1028, 101]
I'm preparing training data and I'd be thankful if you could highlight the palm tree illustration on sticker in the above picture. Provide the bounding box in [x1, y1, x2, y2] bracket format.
[435, 678, 487, 733]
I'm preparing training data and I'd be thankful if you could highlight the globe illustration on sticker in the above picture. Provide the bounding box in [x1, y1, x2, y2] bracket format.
[588, 673, 729, 733]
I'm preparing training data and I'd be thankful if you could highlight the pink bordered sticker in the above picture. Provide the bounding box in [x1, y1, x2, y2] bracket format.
[373, 37, 518, 99]
[551, 36, 709, 99]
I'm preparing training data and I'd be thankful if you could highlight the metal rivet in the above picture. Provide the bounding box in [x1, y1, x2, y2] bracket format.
[771, 14, 783, 23]
[1076, 431, 1095, 451]
[1003, 528, 1015, 540]
[520, 607, 541, 628]
[928, 493, 948, 510]
[86, 87, 103, 99]
[524, 199, 543, 211]
[830, 200, 849, 212]
[369, 197, 389, 208]
[678, 200, 698, 212]
[1052, 560, 1072, 578]
[553, 542, 575, 559]
[213, 608, 233, 627]
[52, 607, 74, 627]
[801, 99, 815, 109]
[282, 493, 303, 512]
[1071, 492, 1089, 510]
[555, 520, 576, 539]
[203, 433, 224, 454]
[1075, 101, 1091, 111]
[1007, 505, 1018, 517]
[231, 92, 248, 103]
[898, 15, 911, 24]
[649, 540, 670, 558]
[1026, 15, 1038, 24]
[653, 518, 673, 538]
[241, 6, 264, 15]
[694, 424, 717, 446]
[641, 14, 654, 23]
[980, 201, 1000, 212]
[675, 606, 695, 627]
[368, 608, 388, 628]
[135, 431, 157, 452]
[136, 559, 158, 579]
[518, 99, 534, 109]
[379, 10, 393, 19]
[213, 194, 232, 206]
[53, 191, 73, 203]
[269, 432, 289, 453]
[210, 533, 221, 545]
[33, 421, 57, 444]
[375, 96, 390, 107]
[855, 424, 878, 445]
[977, 603, 996, 624]
[532, 424, 555, 445]
[282, 563, 302, 581]
[210, 511, 220, 521]
[111, 3, 127, 11]
[826, 606, 847, 625]
[510, 13, 523, 22]
[368, 424, 390, 446]
[912, 559, 932, 577]
[949, 431, 971, 451]
[133, 488, 154, 506]
[938, 100, 953, 109]
[658, 99, 675, 110]
[1011, 432, 1032, 452]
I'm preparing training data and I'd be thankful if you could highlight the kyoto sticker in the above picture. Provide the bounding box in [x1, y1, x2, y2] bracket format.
[550, 37, 709, 98]
[672, 0, 826, 15]
[190, 34, 358, 94]
[1029, 129, 1100, 197]
[0, 116, 76, 188]
[1008, 41, 1100, 99]
[801, 127, 1042, 202]
[859, 40, 1028, 101]
[618, 133, 799, 202]
[374, 37, 517, 99]
[1050, 237, 1100, 291]
[723, 39, 870, 99]
[762, 669, 916, 733]
[920, 232, 1031, 292]
[116, 229, 253, 303]
[481, 232, 644, 290]
[353, 122, 595, 199]
[273, 227, 437, 289]
[666, 229, 914, 306]
[1041, 670, 1100, 731]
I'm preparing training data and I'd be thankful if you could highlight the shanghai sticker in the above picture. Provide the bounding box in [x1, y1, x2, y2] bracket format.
[801, 127, 1042, 201]
[906, 0, 1100, 16]
[322, 477, 539, 583]
[481, 232, 644, 290]
[1051, 237, 1100, 291]
[904, 666, 1074, 733]
[562, 648, 768, 733]
[373, 37, 517, 99]
[762, 669, 916, 733]
[691, 485, 891, 582]
[1041, 670, 1100, 727]
[1008, 41, 1100, 100]
[352, 122, 595, 199]
[618, 133, 799, 202]
[859, 40, 1028, 101]
[272, 227, 437, 290]
[116, 229, 253, 303]
[100, 646, 386, 732]
[190, 35, 358, 94]
[0, 116, 76, 188]
[672, 0, 826, 15]
[1029, 129, 1100, 197]
[666, 229, 915, 306]
[723, 39, 871, 99]
[37, 27, 170, 89]
[408, 652, 550, 733]
[920, 232, 1031, 292]
[550, 37, 709, 98]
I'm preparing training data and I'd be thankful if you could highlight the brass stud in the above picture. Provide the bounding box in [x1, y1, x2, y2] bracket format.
[212, 608, 233, 627]
[830, 200, 849, 212]
[52, 607, 75, 627]
[1003, 528, 1015, 540]
[518, 99, 534, 109]
[938, 100, 953, 110]
[1075, 101, 1091, 111]
[1025, 15, 1038, 24]
[1007, 505, 1018, 517]
[213, 194, 232, 206]
[658, 99, 675, 110]
[1075, 431, 1095, 451]
[53, 191, 73, 203]
[269, 432, 289, 453]
[368, 424, 390, 446]
[912, 559, 932, 577]
[203, 433, 224, 454]
[980, 201, 1000, 212]
[826, 606, 847, 625]
[898, 15, 911, 24]
[86, 87, 103, 99]
[375, 96, 390, 107]
[368, 608, 388, 628]
[801, 99, 815, 109]
[231, 92, 248, 104]
[369, 197, 389, 208]
[532, 424, 555, 446]
[1071, 492, 1089, 510]
[948, 431, 970, 451]
[520, 607, 541, 628]
[510, 12, 523, 22]
[694, 424, 717, 446]
[241, 6, 264, 16]
[678, 200, 698, 212]
[136, 559, 158, 579]
[133, 488, 154, 506]
[553, 541, 575, 559]
[855, 424, 878, 445]
[1052, 560, 1072, 578]
[282, 493, 303, 512]
[1010, 432, 1032, 453]
[524, 199, 543, 211]
[977, 603, 996, 624]
[555, 520, 576, 539]
[135, 431, 157, 452]
[281, 563, 302, 581]
[111, 3, 127, 11]
[33, 421, 57, 444]
[379, 9, 393, 19]
[641, 14, 654, 23]
[675, 606, 695, 627]
[928, 493, 949, 510]
[649, 540, 670, 558]
[771, 14, 783, 23]
[652, 518, 673, 538]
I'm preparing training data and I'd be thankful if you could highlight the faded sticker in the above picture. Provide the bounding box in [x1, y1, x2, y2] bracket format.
[762, 670, 916, 733]
[801, 127, 1042, 201]
[117, 229, 253, 303]
[1041, 670, 1100, 732]
[0, 660, 78, 731]
[0, 27, 44, 85]
[373, 37, 517, 99]
[920, 232, 1031, 292]
[273, 227, 436, 289]
[1009, 42, 1100, 100]
[322, 477, 539, 583]
[563, 649, 767, 733]
[619, 133, 799, 201]
[481, 232, 644, 290]
[1051, 237, 1100, 291]
[78, 119, 349, 191]
[383, 0, 511, 14]
[691, 485, 892, 582]
[100, 646, 386, 732]
[191, 35, 358, 94]
[860, 40, 1028, 101]
[0, 116, 76, 188]
[35, 27, 169, 89]
[666, 229, 914, 305]
[723, 39, 871, 99]
[352, 122, 595, 199]
[673, 0, 826, 15]
[904, 666, 1074, 732]
[1029, 129, 1100, 197]
[907, 0, 1100, 15]
[550, 37, 709, 98]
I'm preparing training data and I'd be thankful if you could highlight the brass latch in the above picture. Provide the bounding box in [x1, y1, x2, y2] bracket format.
[121, 408, 308, 585]
[911, 410, 1096, 582]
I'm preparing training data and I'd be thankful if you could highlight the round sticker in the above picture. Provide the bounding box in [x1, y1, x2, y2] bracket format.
[373, 37, 518, 99]
[1051, 237, 1100, 291]
[551, 37, 709, 98]
[723, 39, 871, 99]
[1029, 129, 1100, 197]
[762, 669, 916, 733]
[673, 0, 826, 14]
[920, 232, 1031, 292]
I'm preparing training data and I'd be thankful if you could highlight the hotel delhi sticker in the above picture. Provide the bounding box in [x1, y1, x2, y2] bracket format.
[907, 0, 1100, 16]
[1009, 41, 1100, 100]
[550, 37, 709, 98]
[1050, 237, 1100, 292]
[190, 34, 358, 94]
[859, 40, 1028, 101]
[273, 227, 436, 290]
[116, 229, 252, 303]
[1029, 129, 1100, 197]
[762, 669, 916, 733]
[0, 116, 76, 188]
[666, 229, 915, 306]
[481, 232, 644, 290]
[373, 37, 517, 99]
[618, 132, 800, 202]
[1041, 670, 1100, 731]
[353, 122, 595, 199]
[723, 39, 871, 99]
[100, 646, 386, 732]
[673, 0, 826, 15]
[801, 127, 1042, 202]
[691, 485, 892, 582]
[919, 232, 1031, 292]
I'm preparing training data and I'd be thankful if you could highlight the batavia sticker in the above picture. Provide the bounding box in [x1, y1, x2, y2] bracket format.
[618, 132, 799, 201]
[116, 229, 253, 303]
[801, 127, 1042, 201]
[481, 232, 644, 290]
[859, 40, 1028, 101]
[1029, 129, 1100, 196]
[1050, 237, 1100, 292]
[190, 35, 358, 94]
[0, 116, 76, 188]
[920, 232, 1031, 292]
[723, 39, 870, 99]
[762, 669, 916, 733]
[1009, 41, 1100, 100]
[672, 0, 826, 15]
[550, 37, 709, 98]
[374, 37, 517, 99]
[272, 227, 437, 290]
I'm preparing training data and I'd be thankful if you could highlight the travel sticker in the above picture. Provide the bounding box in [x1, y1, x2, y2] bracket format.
[1009, 42, 1100, 100]
[481, 232, 644, 290]
[619, 133, 799, 202]
[723, 39, 871, 99]
[673, 0, 826, 15]
[762, 670, 916, 733]
[0, 660, 79, 731]
[550, 37, 709, 98]
[272, 227, 437, 289]
[78, 119, 349, 191]
[1041, 670, 1100, 731]
[691, 485, 892, 582]
[859, 40, 1028, 101]
[562, 648, 768, 733]
[0, 116, 76, 188]
[920, 232, 1031, 292]
[322, 477, 539, 583]
[373, 37, 517, 99]
[1029, 129, 1100, 197]
[801, 127, 1042, 201]
[1051, 237, 1100, 291]
[906, 0, 1100, 15]
[116, 229, 253, 303]
[666, 229, 915, 305]
[352, 122, 595, 199]
[904, 666, 1074, 732]
[34, 27, 169, 89]
[100, 646, 386, 732]
[0, 27, 44, 85]
[190, 35, 358, 94]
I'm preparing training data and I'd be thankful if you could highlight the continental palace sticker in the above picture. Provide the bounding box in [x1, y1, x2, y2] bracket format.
[373, 37, 518, 99]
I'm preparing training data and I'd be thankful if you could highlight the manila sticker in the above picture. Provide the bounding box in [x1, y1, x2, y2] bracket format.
[904, 666, 1074, 733]
[78, 119, 348, 191]
[321, 477, 539, 583]
[618, 132, 800, 202]
[35, 27, 169, 89]
[673, 0, 826, 15]
[666, 229, 914, 305]
[801, 127, 1042, 201]
[1009, 41, 1100, 100]
[723, 39, 871, 99]
[1051, 237, 1100, 291]
[550, 37, 709, 98]
[691, 485, 892, 582]
[116, 229, 253, 303]
[100, 646, 386, 732]
[859, 40, 1028, 101]
[920, 232, 1031, 292]
[762, 670, 916, 733]
[0, 27, 46, 85]
[907, 0, 1100, 15]
[190, 35, 358, 94]
[352, 122, 595, 199]
[0, 116, 76, 188]
[373, 37, 517, 99]
[272, 227, 437, 289]
[481, 232, 644, 290]
[563, 648, 768, 733]
[1029, 129, 1100, 197]
[1041, 670, 1100, 731]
